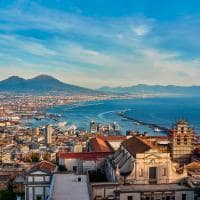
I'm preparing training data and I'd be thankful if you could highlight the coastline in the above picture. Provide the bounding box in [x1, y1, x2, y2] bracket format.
[20, 96, 200, 135]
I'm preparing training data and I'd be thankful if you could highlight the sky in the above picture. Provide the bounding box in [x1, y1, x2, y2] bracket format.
[0, 0, 200, 88]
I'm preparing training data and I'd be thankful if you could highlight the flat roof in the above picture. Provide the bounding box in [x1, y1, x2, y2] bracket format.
[119, 184, 191, 193]
[52, 174, 90, 200]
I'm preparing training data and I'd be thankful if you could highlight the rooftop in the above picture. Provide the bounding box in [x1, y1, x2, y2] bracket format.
[51, 174, 90, 200]
[122, 136, 153, 157]
[119, 183, 191, 192]
[28, 161, 56, 174]
[186, 162, 200, 173]
[98, 135, 127, 141]
[0, 175, 11, 182]
[89, 136, 113, 152]
[58, 151, 111, 160]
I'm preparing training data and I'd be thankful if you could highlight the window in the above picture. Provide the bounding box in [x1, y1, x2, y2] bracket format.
[149, 167, 157, 184]
[166, 196, 170, 200]
[184, 136, 187, 145]
[34, 176, 44, 182]
[182, 194, 186, 200]
[78, 177, 81, 182]
[162, 168, 167, 176]
[149, 167, 157, 179]
[177, 135, 181, 145]
[45, 176, 50, 182]
[36, 195, 42, 200]
[28, 176, 33, 182]
[127, 196, 133, 200]
[73, 166, 77, 172]
[29, 187, 33, 200]
[194, 191, 200, 200]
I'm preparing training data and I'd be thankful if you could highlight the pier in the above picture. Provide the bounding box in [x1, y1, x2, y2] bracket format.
[118, 111, 171, 135]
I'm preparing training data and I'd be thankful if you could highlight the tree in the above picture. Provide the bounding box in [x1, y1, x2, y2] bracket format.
[58, 165, 67, 172]
[0, 190, 16, 200]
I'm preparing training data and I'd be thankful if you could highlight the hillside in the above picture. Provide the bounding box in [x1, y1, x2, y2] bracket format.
[0, 75, 100, 95]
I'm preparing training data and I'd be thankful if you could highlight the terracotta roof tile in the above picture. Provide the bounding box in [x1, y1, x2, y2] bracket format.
[89, 137, 113, 152]
[28, 161, 56, 174]
[122, 136, 152, 157]
[57, 152, 111, 160]
[97, 135, 127, 141]
[186, 162, 200, 171]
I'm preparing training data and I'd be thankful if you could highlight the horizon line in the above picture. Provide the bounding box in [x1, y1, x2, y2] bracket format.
[1, 74, 200, 89]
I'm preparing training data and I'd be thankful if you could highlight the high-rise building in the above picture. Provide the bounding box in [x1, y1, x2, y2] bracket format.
[90, 121, 97, 134]
[45, 124, 53, 145]
[170, 120, 195, 163]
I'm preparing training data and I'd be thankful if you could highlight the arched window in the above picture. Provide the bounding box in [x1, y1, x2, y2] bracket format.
[162, 168, 167, 176]
[177, 135, 181, 145]
[184, 135, 187, 145]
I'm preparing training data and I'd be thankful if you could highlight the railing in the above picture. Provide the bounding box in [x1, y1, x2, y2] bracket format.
[149, 178, 157, 184]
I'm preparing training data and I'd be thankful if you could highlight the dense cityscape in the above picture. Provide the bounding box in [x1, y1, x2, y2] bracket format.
[0, 91, 199, 200]
[1, 0, 200, 200]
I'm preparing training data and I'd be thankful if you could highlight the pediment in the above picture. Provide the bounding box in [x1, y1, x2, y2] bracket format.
[30, 170, 48, 175]
[144, 152, 162, 160]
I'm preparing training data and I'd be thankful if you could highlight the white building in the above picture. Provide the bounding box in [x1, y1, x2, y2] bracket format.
[91, 182, 195, 200]
[57, 152, 111, 173]
[25, 161, 56, 200]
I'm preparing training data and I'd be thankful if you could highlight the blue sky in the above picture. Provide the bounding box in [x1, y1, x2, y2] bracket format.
[0, 0, 200, 88]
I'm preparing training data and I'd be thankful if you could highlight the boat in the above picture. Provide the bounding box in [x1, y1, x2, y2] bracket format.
[133, 121, 140, 125]
[57, 122, 67, 127]
[113, 122, 121, 132]
[46, 113, 62, 119]
[154, 127, 163, 132]
[34, 117, 42, 121]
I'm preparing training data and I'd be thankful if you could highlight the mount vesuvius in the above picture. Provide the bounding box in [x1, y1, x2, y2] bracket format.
[0, 75, 100, 95]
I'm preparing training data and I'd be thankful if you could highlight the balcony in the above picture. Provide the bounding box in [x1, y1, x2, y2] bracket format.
[149, 178, 157, 184]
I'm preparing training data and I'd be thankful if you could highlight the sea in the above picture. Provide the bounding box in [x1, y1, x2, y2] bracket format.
[30, 97, 200, 135]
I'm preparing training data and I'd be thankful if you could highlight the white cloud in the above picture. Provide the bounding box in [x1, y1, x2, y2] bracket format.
[131, 24, 150, 36]
[0, 3, 200, 88]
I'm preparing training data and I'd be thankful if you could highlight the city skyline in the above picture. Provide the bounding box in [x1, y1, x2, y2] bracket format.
[0, 0, 200, 88]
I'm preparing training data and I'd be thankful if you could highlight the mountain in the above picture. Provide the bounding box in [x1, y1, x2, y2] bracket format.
[2, 75, 200, 96]
[0, 75, 100, 95]
[98, 84, 200, 96]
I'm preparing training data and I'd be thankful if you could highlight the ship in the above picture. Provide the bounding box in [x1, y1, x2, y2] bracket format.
[154, 127, 163, 132]
[112, 122, 121, 132]
[57, 121, 67, 127]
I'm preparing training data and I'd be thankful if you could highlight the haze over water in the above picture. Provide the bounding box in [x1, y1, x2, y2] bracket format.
[46, 97, 200, 135]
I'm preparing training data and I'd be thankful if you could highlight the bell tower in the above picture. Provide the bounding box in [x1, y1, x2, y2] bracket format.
[171, 120, 195, 163]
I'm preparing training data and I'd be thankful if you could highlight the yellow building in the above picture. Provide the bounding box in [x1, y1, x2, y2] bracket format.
[170, 120, 195, 163]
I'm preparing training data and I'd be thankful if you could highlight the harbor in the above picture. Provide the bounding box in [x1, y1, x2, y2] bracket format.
[118, 111, 171, 135]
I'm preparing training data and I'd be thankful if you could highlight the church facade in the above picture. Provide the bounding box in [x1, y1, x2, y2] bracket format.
[106, 136, 187, 184]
